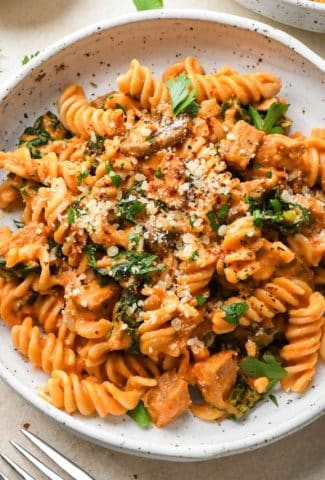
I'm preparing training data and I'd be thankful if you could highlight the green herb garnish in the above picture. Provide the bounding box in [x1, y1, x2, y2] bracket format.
[115, 103, 126, 114]
[189, 250, 199, 262]
[48, 239, 63, 258]
[207, 210, 219, 233]
[196, 294, 207, 307]
[127, 401, 151, 427]
[103, 250, 164, 281]
[66, 197, 85, 224]
[269, 394, 279, 407]
[167, 72, 199, 117]
[189, 215, 195, 228]
[128, 231, 142, 247]
[77, 170, 90, 185]
[239, 353, 287, 388]
[217, 204, 229, 223]
[105, 162, 122, 188]
[13, 219, 25, 229]
[84, 134, 105, 157]
[248, 102, 289, 134]
[20, 188, 30, 197]
[85, 243, 99, 269]
[22, 51, 40, 65]
[116, 197, 146, 223]
[247, 189, 310, 234]
[0, 256, 40, 278]
[133, 0, 163, 11]
[154, 167, 163, 179]
[221, 302, 248, 325]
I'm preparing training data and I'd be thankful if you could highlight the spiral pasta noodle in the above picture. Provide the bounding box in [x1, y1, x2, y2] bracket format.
[281, 292, 325, 392]
[40, 369, 150, 416]
[11, 317, 77, 374]
[57, 84, 125, 138]
[117, 59, 169, 109]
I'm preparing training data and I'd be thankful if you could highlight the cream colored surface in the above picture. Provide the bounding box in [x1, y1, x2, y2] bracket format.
[0, 1, 324, 478]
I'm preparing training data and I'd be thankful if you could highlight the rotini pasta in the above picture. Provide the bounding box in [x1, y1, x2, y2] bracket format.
[0, 57, 324, 428]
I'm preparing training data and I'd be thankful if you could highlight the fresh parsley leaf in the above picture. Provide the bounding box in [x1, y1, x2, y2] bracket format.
[239, 353, 287, 387]
[154, 167, 163, 179]
[77, 170, 90, 185]
[269, 394, 279, 407]
[133, 0, 163, 11]
[196, 294, 207, 307]
[167, 72, 199, 117]
[67, 207, 76, 224]
[111, 174, 122, 187]
[221, 302, 248, 325]
[248, 102, 289, 134]
[207, 210, 219, 233]
[105, 162, 122, 187]
[127, 401, 151, 427]
[217, 204, 229, 223]
[265, 171, 272, 179]
[66, 197, 85, 224]
[248, 106, 264, 130]
[247, 189, 310, 234]
[262, 102, 289, 134]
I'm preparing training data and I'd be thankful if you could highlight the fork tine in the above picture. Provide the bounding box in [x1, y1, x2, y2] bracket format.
[0, 471, 11, 480]
[20, 430, 95, 480]
[0, 453, 35, 480]
[10, 441, 64, 480]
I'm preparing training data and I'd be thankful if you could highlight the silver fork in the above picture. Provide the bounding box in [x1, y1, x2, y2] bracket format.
[0, 429, 95, 480]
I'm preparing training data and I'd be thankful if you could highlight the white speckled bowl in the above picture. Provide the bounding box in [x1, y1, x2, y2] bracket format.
[0, 10, 324, 461]
[235, 0, 325, 32]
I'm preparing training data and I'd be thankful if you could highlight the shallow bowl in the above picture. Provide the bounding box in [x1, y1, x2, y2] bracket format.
[0, 9, 324, 461]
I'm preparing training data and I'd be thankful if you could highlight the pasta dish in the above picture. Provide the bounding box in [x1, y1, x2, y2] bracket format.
[0, 57, 324, 428]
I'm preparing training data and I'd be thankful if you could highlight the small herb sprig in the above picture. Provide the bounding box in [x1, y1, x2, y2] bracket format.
[222, 302, 248, 325]
[248, 102, 289, 134]
[167, 73, 199, 117]
[239, 353, 287, 389]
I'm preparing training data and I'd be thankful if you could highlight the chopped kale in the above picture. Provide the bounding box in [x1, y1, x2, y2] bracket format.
[0, 256, 40, 278]
[247, 189, 310, 234]
[116, 195, 146, 223]
[100, 250, 164, 281]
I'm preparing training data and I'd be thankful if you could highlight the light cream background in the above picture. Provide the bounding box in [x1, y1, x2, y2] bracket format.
[0, 1, 324, 479]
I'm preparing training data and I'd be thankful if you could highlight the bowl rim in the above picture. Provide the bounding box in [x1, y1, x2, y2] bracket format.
[0, 9, 324, 460]
[282, 0, 325, 10]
